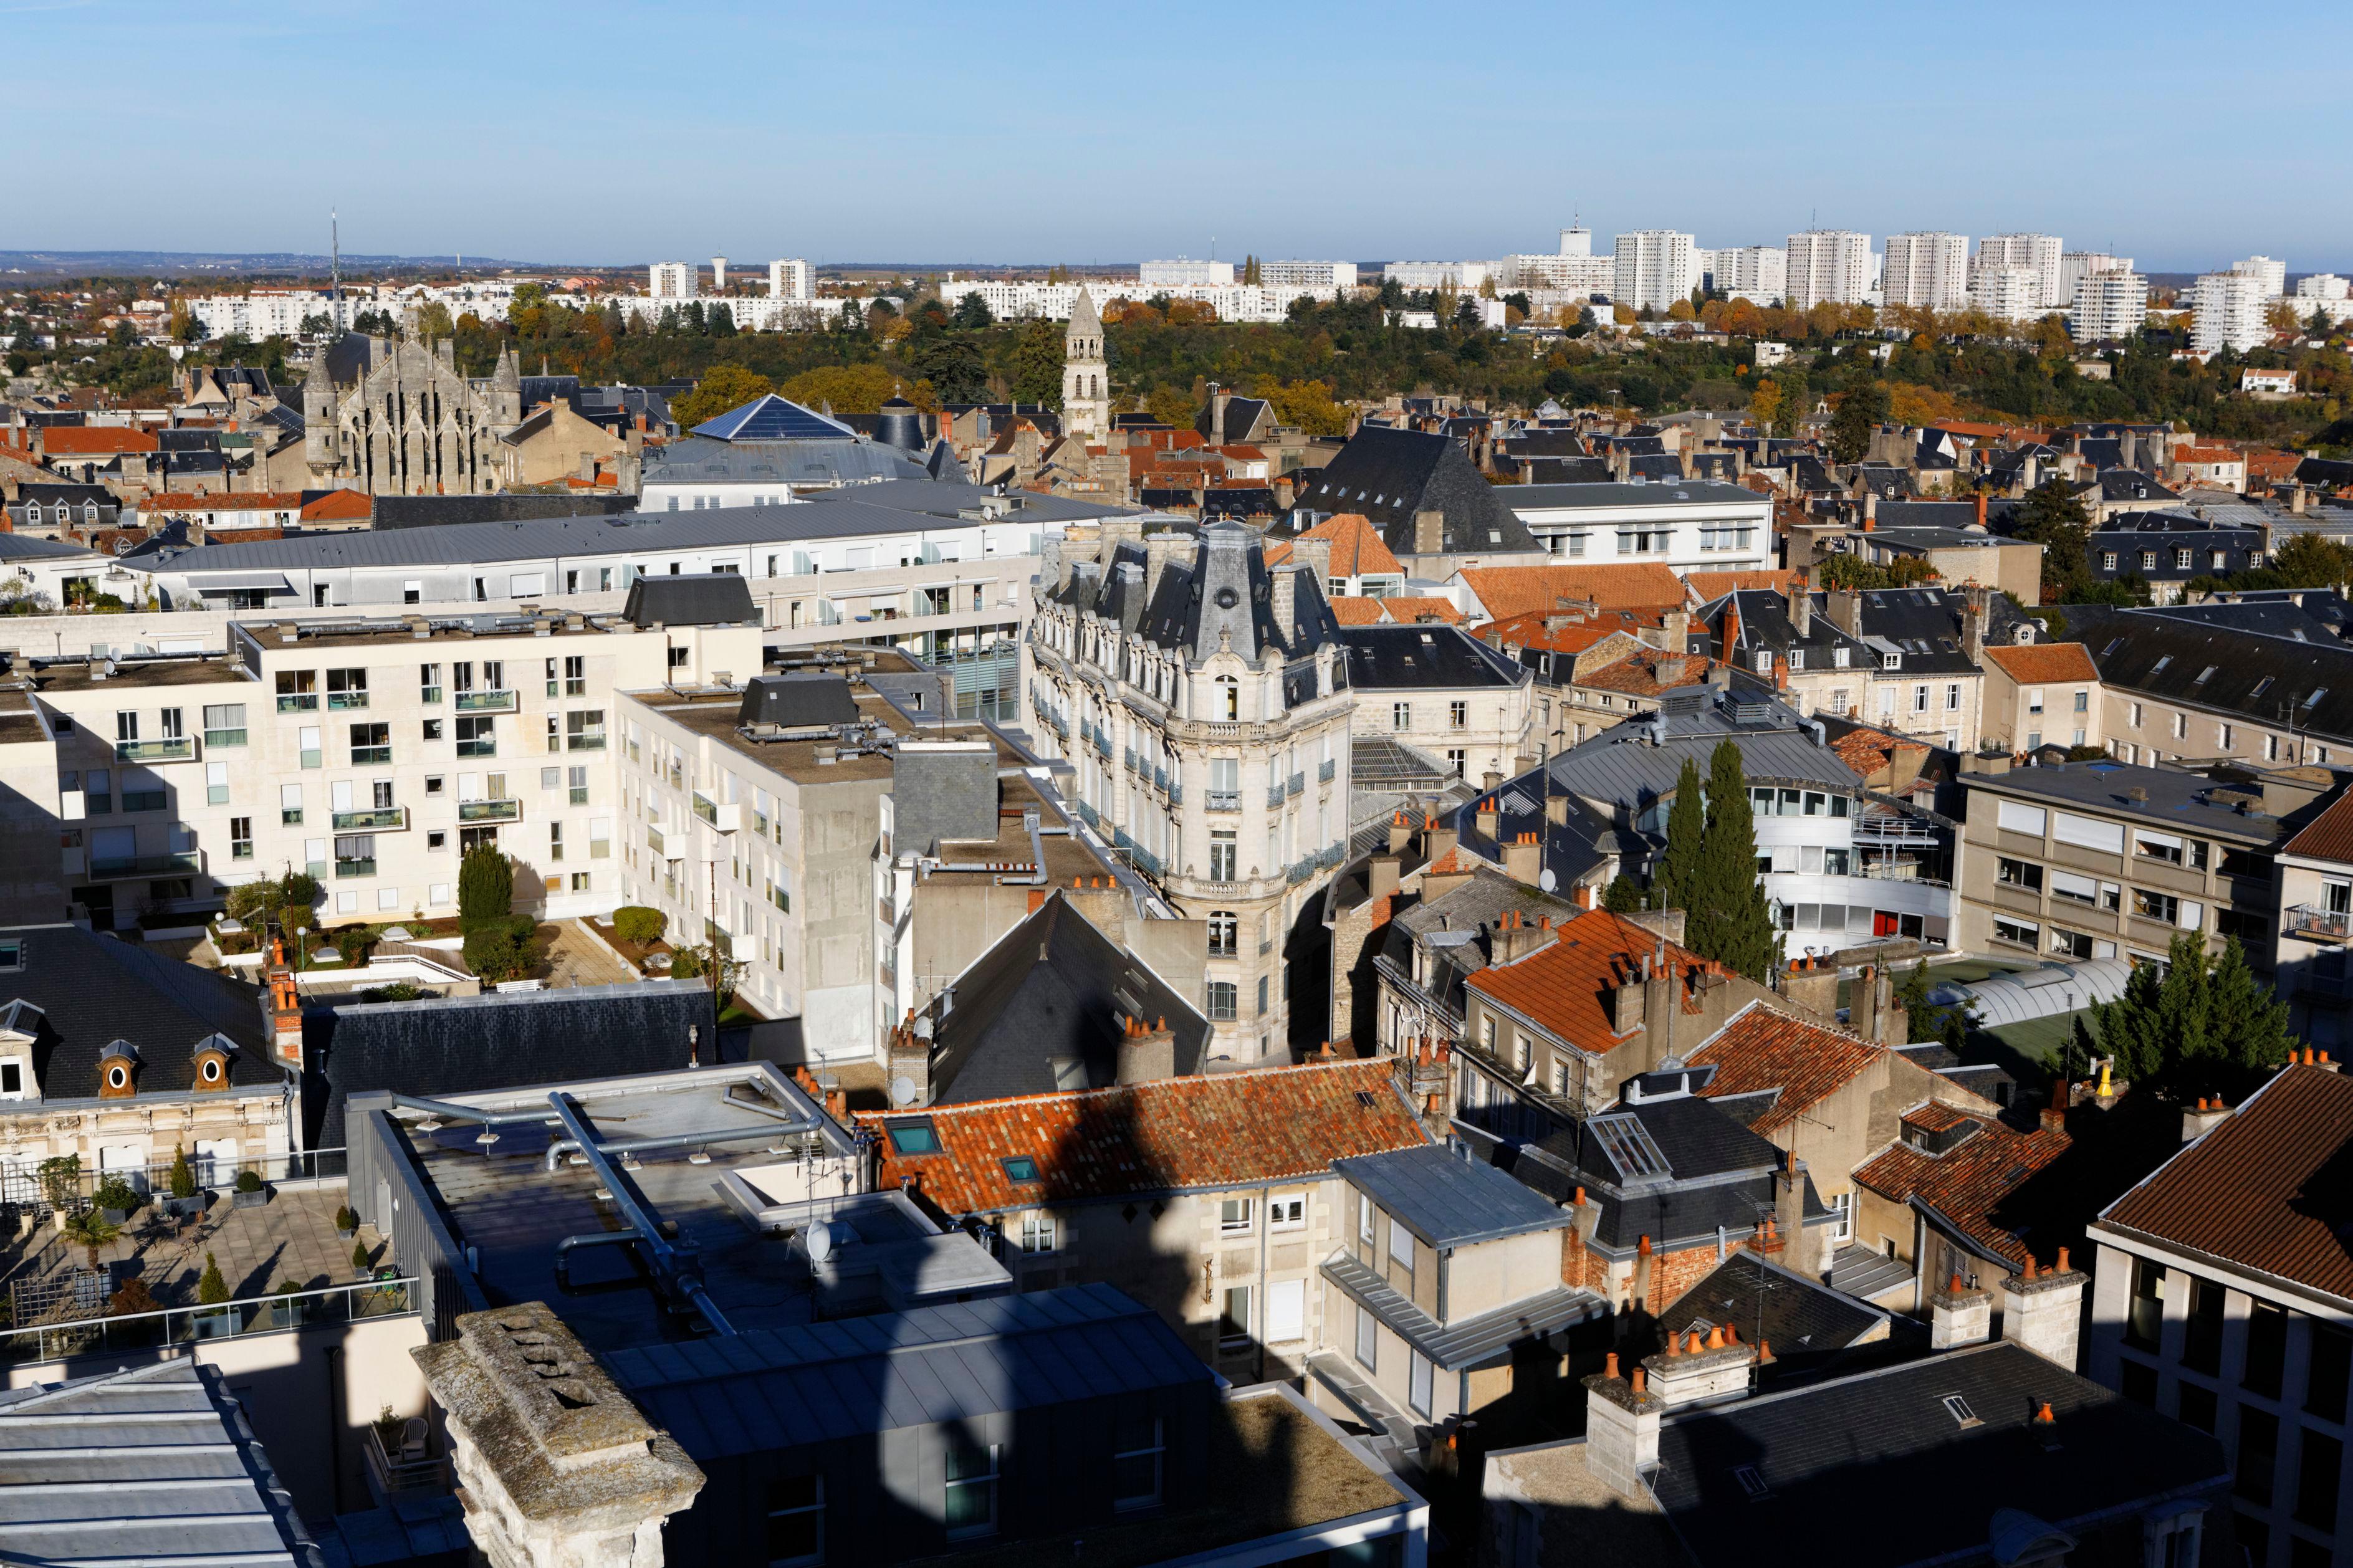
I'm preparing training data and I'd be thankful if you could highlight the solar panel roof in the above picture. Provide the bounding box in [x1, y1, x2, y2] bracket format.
[691, 393, 859, 442]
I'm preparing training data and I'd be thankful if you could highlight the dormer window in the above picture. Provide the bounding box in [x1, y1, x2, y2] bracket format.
[98, 1040, 139, 1099]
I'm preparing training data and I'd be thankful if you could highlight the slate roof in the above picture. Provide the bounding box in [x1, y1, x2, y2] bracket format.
[0, 1359, 323, 1568]
[620, 572, 757, 628]
[1321, 1252, 1601, 1370]
[1534, 688, 1864, 812]
[300, 980, 715, 1147]
[1378, 866, 1580, 1021]
[1500, 480, 1763, 514]
[605, 1284, 1213, 1461]
[0, 925, 283, 1102]
[2096, 1062, 2353, 1305]
[1687, 1003, 1887, 1136]
[1508, 1092, 1826, 1251]
[1961, 756, 2326, 848]
[2077, 606, 2353, 743]
[1657, 1249, 1888, 1365]
[1338, 624, 1528, 689]
[1288, 425, 1538, 558]
[923, 896, 1212, 1104]
[1055, 524, 1340, 669]
[1852, 1112, 2071, 1269]
[1337, 1142, 1571, 1248]
[1641, 1341, 2228, 1568]
[642, 430, 929, 489]
[866, 1059, 1424, 1218]
[736, 671, 860, 729]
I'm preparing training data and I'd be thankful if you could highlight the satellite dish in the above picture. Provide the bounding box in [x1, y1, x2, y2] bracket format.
[806, 1223, 835, 1263]
[888, 1073, 919, 1107]
[1538, 869, 1557, 892]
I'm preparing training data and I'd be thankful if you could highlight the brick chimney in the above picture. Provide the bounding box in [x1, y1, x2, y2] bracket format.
[1581, 1354, 1663, 1500]
[1930, 1272, 1994, 1349]
[264, 938, 303, 1069]
[2000, 1249, 2087, 1369]
[1116, 1014, 1177, 1085]
[1502, 831, 1543, 887]
[886, 1011, 932, 1106]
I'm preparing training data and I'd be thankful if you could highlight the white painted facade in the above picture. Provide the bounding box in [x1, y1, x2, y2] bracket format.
[1975, 234, 2065, 308]
[1611, 231, 1697, 315]
[1881, 232, 1972, 311]
[1784, 230, 1874, 309]
[1502, 484, 1773, 575]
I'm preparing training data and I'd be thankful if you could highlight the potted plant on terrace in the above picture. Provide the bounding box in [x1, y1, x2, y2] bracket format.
[335, 1205, 358, 1242]
[162, 1145, 205, 1220]
[232, 1169, 269, 1210]
[93, 1175, 140, 1227]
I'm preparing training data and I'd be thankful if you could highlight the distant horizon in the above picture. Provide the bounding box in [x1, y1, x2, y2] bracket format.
[10, 1, 2347, 269]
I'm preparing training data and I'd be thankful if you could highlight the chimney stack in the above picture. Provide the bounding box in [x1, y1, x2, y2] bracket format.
[1642, 1326, 1758, 1409]
[1413, 509, 1444, 556]
[264, 939, 303, 1069]
[2181, 1096, 2228, 1143]
[2000, 1249, 2087, 1369]
[1930, 1273, 1994, 1349]
[1116, 1014, 1179, 1086]
[1503, 831, 1544, 888]
[1581, 1355, 1664, 1500]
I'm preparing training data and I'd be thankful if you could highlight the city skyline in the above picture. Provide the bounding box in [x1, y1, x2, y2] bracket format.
[8, 0, 2349, 271]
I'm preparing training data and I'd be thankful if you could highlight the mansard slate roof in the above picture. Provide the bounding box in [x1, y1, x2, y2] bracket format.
[621, 572, 757, 628]
[1057, 523, 1342, 666]
[0, 925, 282, 1102]
[2098, 1063, 2353, 1304]
[2077, 605, 2353, 740]
[861, 1059, 1426, 1217]
[1338, 624, 1527, 689]
[1288, 425, 1538, 557]
[1507, 1092, 1829, 1250]
[1657, 1250, 1888, 1366]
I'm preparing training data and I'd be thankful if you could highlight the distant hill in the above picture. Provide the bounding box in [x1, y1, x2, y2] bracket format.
[0, 250, 551, 280]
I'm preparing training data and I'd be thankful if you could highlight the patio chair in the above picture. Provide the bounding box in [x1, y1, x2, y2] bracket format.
[399, 1417, 428, 1463]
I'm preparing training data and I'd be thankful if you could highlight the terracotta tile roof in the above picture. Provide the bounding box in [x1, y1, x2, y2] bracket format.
[1260, 540, 1295, 567]
[1328, 596, 1388, 625]
[1682, 568, 1804, 603]
[0, 441, 40, 467]
[2247, 449, 2302, 482]
[1901, 1099, 1979, 1134]
[2171, 445, 2242, 466]
[1467, 909, 1722, 1051]
[1300, 512, 1404, 579]
[1829, 724, 1924, 776]
[2284, 788, 2353, 863]
[1485, 607, 1661, 653]
[1982, 643, 2099, 684]
[855, 1059, 1428, 1217]
[298, 489, 371, 521]
[2099, 1063, 2353, 1302]
[146, 490, 307, 511]
[1854, 1114, 2071, 1270]
[40, 426, 158, 456]
[1689, 1006, 1885, 1135]
[1459, 563, 1686, 620]
[1379, 596, 1464, 625]
[1217, 444, 1267, 460]
[1578, 651, 1716, 697]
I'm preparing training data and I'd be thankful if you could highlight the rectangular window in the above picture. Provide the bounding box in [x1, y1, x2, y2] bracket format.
[1354, 1301, 1378, 1372]
[1995, 857, 2043, 891]
[1219, 1197, 1253, 1234]
[1018, 1212, 1056, 1253]
[1449, 700, 1467, 730]
[2125, 1256, 2164, 1351]
[1208, 831, 1235, 882]
[350, 722, 390, 765]
[1409, 1350, 1433, 1417]
[1392, 701, 1411, 731]
[279, 782, 303, 825]
[2308, 1324, 2352, 1423]
[567, 710, 607, 751]
[1358, 1192, 1374, 1247]
[2134, 888, 2180, 925]
[229, 817, 253, 860]
[2182, 1277, 2225, 1375]
[2235, 1407, 2278, 1504]
[1388, 1215, 1415, 1276]
[1266, 1277, 1305, 1343]
[565, 654, 587, 696]
[2296, 1431, 2342, 1531]
[1268, 1194, 1305, 1231]
[1113, 1406, 1165, 1511]
[570, 765, 590, 806]
[1206, 981, 1238, 1021]
[325, 667, 368, 709]
[943, 1435, 999, 1539]
[1996, 800, 2047, 837]
[1991, 915, 2039, 948]
[1220, 1286, 1253, 1353]
[456, 715, 496, 758]
[275, 670, 317, 712]
[201, 703, 247, 747]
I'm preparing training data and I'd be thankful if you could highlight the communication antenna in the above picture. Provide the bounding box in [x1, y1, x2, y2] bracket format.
[331, 209, 342, 329]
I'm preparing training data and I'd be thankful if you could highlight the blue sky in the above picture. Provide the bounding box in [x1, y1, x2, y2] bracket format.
[8, 0, 2346, 271]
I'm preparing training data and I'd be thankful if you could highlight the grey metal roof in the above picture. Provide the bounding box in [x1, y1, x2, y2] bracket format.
[1541, 697, 1861, 811]
[1320, 1253, 1603, 1370]
[602, 1282, 1210, 1461]
[126, 487, 1123, 578]
[1961, 758, 2312, 846]
[0, 532, 108, 562]
[620, 572, 757, 627]
[0, 1359, 323, 1567]
[1502, 479, 1764, 511]
[644, 431, 929, 487]
[1333, 1143, 1570, 1248]
[1828, 1241, 1915, 1299]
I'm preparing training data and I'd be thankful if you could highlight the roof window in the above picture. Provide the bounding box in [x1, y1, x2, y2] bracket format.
[2150, 656, 2171, 674]
[1000, 1155, 1039, 1183]
[2251, 677, 2274, 699]
[2308, 688, 2329, 709]
[2194, 666, 2216, 685]
[0, 940, 19, 972]
[884, 1119, 940, 1156]
[1943, 1394, 1982, 1428]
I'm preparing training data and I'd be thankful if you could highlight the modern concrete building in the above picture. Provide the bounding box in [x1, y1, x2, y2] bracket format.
[1783, 230, 1874, 310]
[1695, 244, 1786, 304]
[1972, 265, 2048, 323]
[2194, 270, 2269, 355]
[1881, 232, 1972, 311]
[1611, 231, 1698, 316]
[1974, 232, 2064, 308]
[2069, 269, 2149, 342]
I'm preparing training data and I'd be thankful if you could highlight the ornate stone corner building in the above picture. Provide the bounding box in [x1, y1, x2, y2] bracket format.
[1026, 522, 1352, 1061]
[304, 334, 526, 497]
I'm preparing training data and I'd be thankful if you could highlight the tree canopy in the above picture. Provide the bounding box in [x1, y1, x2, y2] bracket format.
[667, 364, 775, 428]
[2089, 933, 2293, 1096]
[1680, 742, 1779, 982]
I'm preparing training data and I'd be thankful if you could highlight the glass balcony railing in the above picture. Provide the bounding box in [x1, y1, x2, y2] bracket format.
[332, 808, 408, 831]
[566, 732, 607, 752]
[204, 729, 247, 748]
[456, 799, 520, 823]
[326, 692, 369, 710]
[352, 747, 391, 766]
[454, 689, 517, 713]
[276, 694, 317, 713]
[115, 737, 194, 763]
[89, 849, 202, 881]
[455, 739, 496, 758]
[334, 858, 377, 878]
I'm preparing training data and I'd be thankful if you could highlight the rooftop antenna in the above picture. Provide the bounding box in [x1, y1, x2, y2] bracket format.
[331, 209, 342, 330]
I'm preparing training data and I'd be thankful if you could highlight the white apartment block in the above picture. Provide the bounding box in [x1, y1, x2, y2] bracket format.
[6, 609, 760, 939]
[1784, 230, 1874, 310]
[1972, 265, 2048, 323]
[1611, 231, 1697, 315]
[2057, 252, 2132, 307]
[1259, 259, 1359, 292]
[767, 258, 813, 301]
[1975, 234, 2064, 308]
[2068, 270, 2149, 343]
[1695, 246, 1787, 305]
[1501, 253, 1615, 295]
[648, 261, 697, 300]
[2230, 256, 2287, 299]
[1498, 480, 1773, 575]
[1139, 259, 1235, 287]
[186, 290, 337, 341]
[1881, 232, 1972, 311]
[937, 275, 1338, 324]
[2192, 270, 2268, 355]
[2296, 274, 2349, 301]
[1381, 261, 1491, 293]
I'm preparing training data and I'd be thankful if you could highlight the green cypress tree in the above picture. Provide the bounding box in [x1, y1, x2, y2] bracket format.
[2203, 935, 2293, 1078]
[1692, 740, 1778, 982]
[1602, 874, 1644, 914]
[1651, 758, 1707, 917]
[457, 844, 514, 934]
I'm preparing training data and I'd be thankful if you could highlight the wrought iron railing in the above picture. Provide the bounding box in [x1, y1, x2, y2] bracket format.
[2284, 904, 2353, 942]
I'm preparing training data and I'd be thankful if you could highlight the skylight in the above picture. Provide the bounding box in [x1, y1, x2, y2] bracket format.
[1591, 1112, 1672, 1178]
[2308, 688, 2329, 708]
[885, 1119, 940, 1156]
[1000, 1155, 1040, 1183]
[2194, 666, 2216, 684]
[2251, 677, 2274, 699]
[2150, 656, 2172, 674]
[1943, 1395, 1982, 1428]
